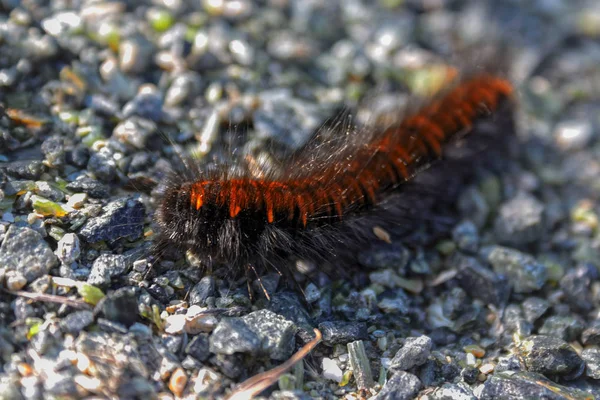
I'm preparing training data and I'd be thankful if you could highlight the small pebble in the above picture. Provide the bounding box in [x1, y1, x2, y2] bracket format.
[321, 358, 343, 382]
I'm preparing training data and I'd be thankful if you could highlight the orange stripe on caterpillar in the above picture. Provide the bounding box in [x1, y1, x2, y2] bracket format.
[181, 75, 512, 227]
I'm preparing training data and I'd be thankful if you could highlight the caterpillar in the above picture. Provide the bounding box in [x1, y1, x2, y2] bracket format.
[154, 71, 514, 282]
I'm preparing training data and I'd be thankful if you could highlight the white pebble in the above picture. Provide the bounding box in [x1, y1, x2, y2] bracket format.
[6, 271, 27, 290]
[67, 193, 88, 209]
[55, 233, 81, 264]
[164, 314, 186, 334]
[322, 358, 343, 382]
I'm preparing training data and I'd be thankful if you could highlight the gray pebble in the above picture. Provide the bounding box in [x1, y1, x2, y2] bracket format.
[374, 371, 421, 400]
[428, 383, 476, 400]
[59, 310, 94, 334]
[521, 297, 549, 324]
[185, 334, 210, 362]
[188, 276, 216, 306]
[390, 335, 432, 371]
[209, 318, 261, 355]
[0, 375, 21, 399]
[539, 316, 584, 342]
[112, 117, 156, 149]
[560, 264, 597, 313]
[582, 348, 600, 380]
[41, 136, 66, 167]
[304, 283, 320, 303]
[483, 246, 547, 293]
[453, 253, 510, 305]
[503, 304, 533, 337]
[65, 176, 110, 198]
[87, 149, 117, 182]
[358, 243, 411, 270]
[241, 309, 296, 360]
[122, 85, 164, 122]
[88, 253, 127, 286]
[452, 220, 479, 253]
[0, 225, 58, 282]
[78, 197, 145, 243]
[581, 320, 600, 346]
[494, 192, 545, 245]
[458, 186, 489, 228]
[35, 181, 64, 202]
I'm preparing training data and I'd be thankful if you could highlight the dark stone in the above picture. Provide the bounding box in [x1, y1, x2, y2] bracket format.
[581, 319, 600, 346]
[495, 355, 522, 373]
[452, 220, 479, 253]
[210, 353, 244, 379]
[357, 243, 411, 270]
[96, 318, 128, 334]
[117, 377, 157, 399]
[59, 310, 94, 334]
[122, 88, 164, 121]
[1, 160, 45, 179]
[99, 287, 139, 327]
[267, 292, 313, 341]
[162, 335, 183, 354]
[440, 363, 460, 382]
[185, 334, 210, 362]
[453, 253, 510, 305]
[429, 328, 457, 346]
[480, 371, 592, 400]
[374, 371, 421, 400]
[503, 304, 533, 336]
[189, 276, 216, 306]
[147, 283, 171, 303]
[483, 246, 547, 293]
[560, 264, 597, 313]
[389, 335, 432, 371]
[461, 367, 479, 384]
[67, 145, 90, 168]
[318, 321, 368, 346]
[41, 136, 66, 167]
[521, 297, 549, 324]
[517, 335, 585, 380]
[79, 197, 145, 243]
[419, 359, 443, 387]
[66, 176, 110, 198]
[493, 192, 544, 245]
[87, 150, 117, 182]
[539, 316, 584, 342]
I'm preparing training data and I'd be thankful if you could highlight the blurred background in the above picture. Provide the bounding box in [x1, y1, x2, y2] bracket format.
[1, 1, 600, 399]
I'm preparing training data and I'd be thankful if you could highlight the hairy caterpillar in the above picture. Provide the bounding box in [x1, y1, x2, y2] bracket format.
[154, 70, 514, 282]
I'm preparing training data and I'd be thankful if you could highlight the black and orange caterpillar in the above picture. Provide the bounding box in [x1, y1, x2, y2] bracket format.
[155, 71, 514, 277]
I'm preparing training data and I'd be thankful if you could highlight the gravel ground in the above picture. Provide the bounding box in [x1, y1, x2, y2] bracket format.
[1, 0, 600, 399]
